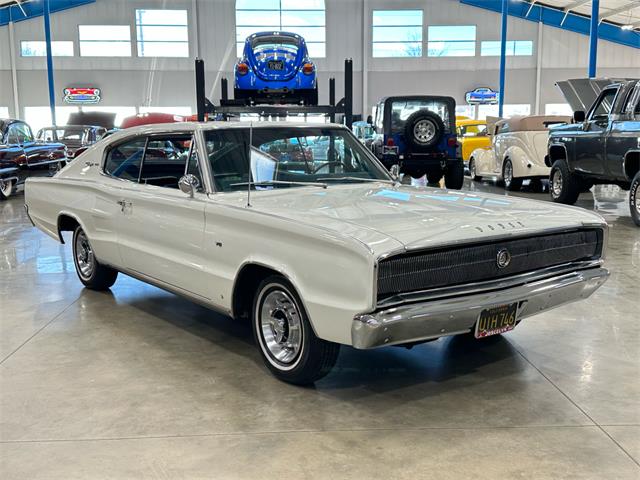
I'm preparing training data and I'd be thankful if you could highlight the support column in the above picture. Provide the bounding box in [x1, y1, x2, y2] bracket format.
[588, 0, 599, 78]
[362, 0, 369, 121]
[534, 21, 543, 115]
[498, 0, 508, 118]
[8, 21, 20, 119]
[43, 0, 57, 126]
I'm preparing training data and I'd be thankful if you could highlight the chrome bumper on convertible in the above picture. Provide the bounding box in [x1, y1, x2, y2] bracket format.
[351, 265, 609, 349]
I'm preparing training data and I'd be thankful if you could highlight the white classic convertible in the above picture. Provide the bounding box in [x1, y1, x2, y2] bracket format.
[25, 122, 609, 384]
[469, 115, 570, 191]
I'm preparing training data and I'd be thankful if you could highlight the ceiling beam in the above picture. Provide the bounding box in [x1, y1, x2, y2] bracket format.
[563, 0, 592, 12]
[599, 0, 640, 20]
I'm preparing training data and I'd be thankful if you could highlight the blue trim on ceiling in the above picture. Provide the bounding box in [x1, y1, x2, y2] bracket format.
[1, 0, 96, 27]
[460, 0, 640, 50]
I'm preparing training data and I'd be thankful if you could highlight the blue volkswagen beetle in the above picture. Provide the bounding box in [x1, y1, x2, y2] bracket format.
[234, 31, 318, 105]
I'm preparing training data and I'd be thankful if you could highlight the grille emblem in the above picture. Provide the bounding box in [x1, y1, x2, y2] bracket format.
[496, 248, 511, 269]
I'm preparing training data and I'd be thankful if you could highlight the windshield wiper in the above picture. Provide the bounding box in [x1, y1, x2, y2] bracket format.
[230, 180, 327, 189]
[317, 176, 394, 184]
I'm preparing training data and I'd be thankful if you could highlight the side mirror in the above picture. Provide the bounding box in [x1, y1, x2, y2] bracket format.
[366, 115, 373, 124]
[178, 174, 200, 197]
[573, 110, 586, 123]
[389, 164, 400, 181]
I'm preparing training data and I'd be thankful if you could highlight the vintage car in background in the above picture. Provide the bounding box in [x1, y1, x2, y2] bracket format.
[235, 31, 318, 105]
[36, 125, 107, 159]
[547, 79, 640, 226]
[469, 115, 570, 191]
[369, 95, 463, 188]
[25, 122, 609, 385]
[456, 117, 489, 162]
[0, 118, 66, 200]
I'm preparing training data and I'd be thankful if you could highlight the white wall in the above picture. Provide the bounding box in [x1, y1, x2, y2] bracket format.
[0, 0, 638, 121]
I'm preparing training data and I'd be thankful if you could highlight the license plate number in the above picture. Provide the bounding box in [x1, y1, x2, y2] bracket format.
[268, 61, 284, 70]
[474, 302, 518, 338]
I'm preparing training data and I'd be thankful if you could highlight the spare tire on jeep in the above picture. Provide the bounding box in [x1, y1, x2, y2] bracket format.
[404, 110, 445, 151]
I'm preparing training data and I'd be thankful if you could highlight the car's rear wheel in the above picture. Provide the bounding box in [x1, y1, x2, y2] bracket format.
[426, 172, 442, 185]
[469, 158, 482, 181]
[444, 161, 464, 190]
[502, 159, 522, 191]
[0, 178, 14, 200]
[549, 160, 581, 205]
[630, 171, 640, 227]
[252, 275, 339, 385]
[72, 226, 118, 290]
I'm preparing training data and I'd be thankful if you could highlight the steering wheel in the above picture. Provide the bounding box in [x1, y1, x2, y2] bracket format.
[312, 161, 343, 174]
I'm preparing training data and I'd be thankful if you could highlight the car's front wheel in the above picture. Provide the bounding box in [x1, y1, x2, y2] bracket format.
[252, 275, 340, 385]
[0, 178, 14, 200]
[630, 171, 640, 227]
[72, 226, 118, 290]
[469, 158, 482, 181]
[549, 160, 581, 205]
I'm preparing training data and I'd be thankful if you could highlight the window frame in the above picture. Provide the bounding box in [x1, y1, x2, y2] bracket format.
[371, 9, 424, 58]
[135, 9, 190, 58]
[78, 24, 133, 57]
[20, 40, 75, 57]
[587, 87, 620, 123]
[427, 25, 476, 57]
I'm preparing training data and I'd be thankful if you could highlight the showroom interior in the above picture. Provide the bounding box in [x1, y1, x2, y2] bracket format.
[1, 0, 639, 478]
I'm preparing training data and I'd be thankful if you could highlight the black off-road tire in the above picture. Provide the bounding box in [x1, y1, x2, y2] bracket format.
[549, 160, 581, 205]
[252, 275, 340, 385]
[444, 161, 464, 190]
[426, 172, 443, 185]
[72, 226, 118, 290]
[404, 110, 445, 151]
[630, 171, 640, 227]
[469, 158, 482, 181]
[502, 159, 522, 191]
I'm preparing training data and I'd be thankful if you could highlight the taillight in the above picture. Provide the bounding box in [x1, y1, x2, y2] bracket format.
[448, 137, 457, 147]
[237, 63, 249, 75]
[386, 138, 395, 146]
[302, 62, 314, 75]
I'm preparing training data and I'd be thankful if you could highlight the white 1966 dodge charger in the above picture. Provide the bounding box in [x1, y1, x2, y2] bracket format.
[25, 122, 609, 384]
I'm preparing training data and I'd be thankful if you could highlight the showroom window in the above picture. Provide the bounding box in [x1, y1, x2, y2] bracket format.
[21, 41, 74, 57]
[139, 107, 193, 116]
[427, 25, 476, 57]
[79, 25, 132, 57]
[135, 9, 189, 58]
[455, 105, 474, 118]
[372, 10, 423, 58]
[23, 106, 79, 133]
[478, 104, 531, 119]
[545, 103, 573, 115]
[0, 107, 8, 118]
[481, 40, 533, 56]
[235, 0, 326, 57]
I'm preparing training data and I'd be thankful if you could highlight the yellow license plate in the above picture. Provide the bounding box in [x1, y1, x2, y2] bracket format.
[474, 303, 518, 338]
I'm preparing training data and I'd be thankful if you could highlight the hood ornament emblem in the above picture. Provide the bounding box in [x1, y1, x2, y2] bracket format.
[496, 248, 511, 269]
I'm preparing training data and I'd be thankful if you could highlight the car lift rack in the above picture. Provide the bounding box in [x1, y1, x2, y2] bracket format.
[195, 58, 354, 129]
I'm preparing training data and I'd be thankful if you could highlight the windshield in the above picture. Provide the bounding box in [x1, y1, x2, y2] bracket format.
[251, 37, 299, 59]
[390, 100, 450, 133]
[460, 124, 487, 137]
[40, 128, 87, 142]
[204, 127, 390, 192]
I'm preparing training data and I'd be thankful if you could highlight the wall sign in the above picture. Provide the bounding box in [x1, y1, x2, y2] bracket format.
[63, 87, 101, 105]
[465, 87, 499, 105]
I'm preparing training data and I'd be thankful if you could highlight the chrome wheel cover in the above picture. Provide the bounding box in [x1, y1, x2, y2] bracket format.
[413, 119, 436, 144]
[504, 161, 513, 186]
[634, 181, 640, 213]
[259, 287, 303, 366]
[75, 230, 95, 279]
[469, 160, 476, 178]
[551, 169, 563, 198]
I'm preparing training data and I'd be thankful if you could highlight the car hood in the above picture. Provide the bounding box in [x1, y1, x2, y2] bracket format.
[213, 183, 606, 257]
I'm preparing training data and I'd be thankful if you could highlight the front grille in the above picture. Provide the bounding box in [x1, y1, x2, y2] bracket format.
[377, 229, 603, 300]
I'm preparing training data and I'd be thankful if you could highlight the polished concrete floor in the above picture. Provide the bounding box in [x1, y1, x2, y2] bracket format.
[1, 178, 638, 479]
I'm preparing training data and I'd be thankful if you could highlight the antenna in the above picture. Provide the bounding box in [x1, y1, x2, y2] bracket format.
[247, 121, 253, 208]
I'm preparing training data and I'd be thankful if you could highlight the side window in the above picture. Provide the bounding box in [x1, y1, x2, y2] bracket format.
[139, 135, 193, 189]
[589, 88, 617, 121]
[104, 137, 146, 181]
[205, 130, 249, 192]
[375, 103, 384, 131]
[186, 140, 204, 192]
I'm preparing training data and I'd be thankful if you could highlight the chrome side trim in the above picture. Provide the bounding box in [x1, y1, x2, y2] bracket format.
[352, 266, 609, 349]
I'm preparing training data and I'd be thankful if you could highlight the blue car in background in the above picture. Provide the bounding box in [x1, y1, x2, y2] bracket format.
[234, 31, 318, 105]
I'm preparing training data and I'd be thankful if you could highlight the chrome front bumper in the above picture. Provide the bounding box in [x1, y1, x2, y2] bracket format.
[351, 266, 609, 349]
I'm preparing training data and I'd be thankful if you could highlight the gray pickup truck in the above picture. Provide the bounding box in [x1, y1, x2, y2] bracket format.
[547, 78, 640, 226]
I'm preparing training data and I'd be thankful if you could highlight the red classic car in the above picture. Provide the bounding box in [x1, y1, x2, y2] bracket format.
[0, 119, 67, 200]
